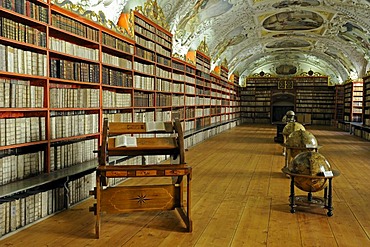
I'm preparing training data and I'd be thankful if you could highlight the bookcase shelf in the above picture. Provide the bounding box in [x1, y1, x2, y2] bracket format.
[241, 76, 334, 125]
[363, 75, 370, 128]
[343, 81, 363, 122]
[0, 1, 241, 238]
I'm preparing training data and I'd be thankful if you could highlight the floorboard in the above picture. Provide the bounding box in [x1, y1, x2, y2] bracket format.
[1, 124, 370, 246]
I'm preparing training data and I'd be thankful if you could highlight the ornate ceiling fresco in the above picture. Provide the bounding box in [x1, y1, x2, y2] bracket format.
[68, 0, 370, 84]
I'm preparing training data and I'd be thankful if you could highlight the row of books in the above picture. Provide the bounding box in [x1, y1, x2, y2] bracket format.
[155, 44, 171, 58]
[102, 52, 133, 70]
[155, 110, 172, 122]
[134, 23, 172, 50]
[136, 46, 155, 61]
[184, 121, 236, 148]
[134, 16, 156, 33]
[0, 188, 62, 236]
[0, 78, 44, 108]
[133, 61, 155, 75]
[50, 139, 97, 171]
[135, 33, 155, 50]
[156, 78, 172, 92]
[102, 32, 134, 55]
[50, 59, 100, 83]
[0, 150, 44, 185]
[51, 13, 99, 42]
[173, 83, 185, 93]
[133, 92, 155, 107]
[184, 83, 198, 95]
[133, 110, 155, 122]
[102, 67, 133, 87]
[156, 66, 172, 79]
[102, 91, 132, 108]
[173, 72, 185, 81]
[154, 27, 172, 42]
[155, 94, 171, 107]
[1, 0, 48, 23]
[49, 37, 99, 61]
[67, 173, 95, 206]
[49, 88, 100, 109]
[133, 75, 155, 90]
[0, 172, 94, 237]
[49, 113, 98, 139]
[0, 44, 47, 76]
[0, 17, 47, 47]
[0, 117, 46, 146]
[102, 112, 133, 123]
[172, 95, 184, 106]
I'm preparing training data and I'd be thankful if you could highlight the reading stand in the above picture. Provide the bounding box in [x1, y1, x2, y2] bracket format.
[90, 119, 192, 238]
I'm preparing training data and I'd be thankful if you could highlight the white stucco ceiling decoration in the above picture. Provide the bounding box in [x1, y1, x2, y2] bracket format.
[69, 0, 370, 84]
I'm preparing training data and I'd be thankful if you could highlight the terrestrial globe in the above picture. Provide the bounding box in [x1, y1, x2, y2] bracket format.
[283, 122, 305, 137]
[288, 151, 331, 192]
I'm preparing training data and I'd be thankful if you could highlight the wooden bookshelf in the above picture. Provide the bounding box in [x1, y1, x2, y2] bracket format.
[334, 84, 345, 122]
[0, 0, 240, 238]
[362, 75, 370, 127]
[344, 80, 363, 122]
[295, 76, 334, 125]
[240, 76, 334, 125]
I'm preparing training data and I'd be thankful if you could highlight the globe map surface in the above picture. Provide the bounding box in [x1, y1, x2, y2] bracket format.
[288, 151, 331, 192]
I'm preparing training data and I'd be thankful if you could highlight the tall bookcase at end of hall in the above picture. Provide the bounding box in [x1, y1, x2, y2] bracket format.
[0, 0, 240, 238]
[240, 76, 335, 125]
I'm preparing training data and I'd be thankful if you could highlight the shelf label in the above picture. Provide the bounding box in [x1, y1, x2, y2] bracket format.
[323, 171, 334, 177]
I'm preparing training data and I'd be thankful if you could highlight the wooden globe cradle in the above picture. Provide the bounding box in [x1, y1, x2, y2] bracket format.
[282, 167, 340, 216]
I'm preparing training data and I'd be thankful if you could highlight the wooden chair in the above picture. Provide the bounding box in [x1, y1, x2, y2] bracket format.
[89, 118, 192, 238]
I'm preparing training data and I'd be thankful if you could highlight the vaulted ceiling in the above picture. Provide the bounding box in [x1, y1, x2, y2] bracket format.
[68, 0, 370, 84]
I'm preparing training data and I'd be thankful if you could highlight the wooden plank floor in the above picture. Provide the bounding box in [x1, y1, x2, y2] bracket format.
[1, 124, 370, 246]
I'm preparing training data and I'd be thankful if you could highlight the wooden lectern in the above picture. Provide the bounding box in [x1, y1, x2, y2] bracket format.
[90, 119, 192, 238]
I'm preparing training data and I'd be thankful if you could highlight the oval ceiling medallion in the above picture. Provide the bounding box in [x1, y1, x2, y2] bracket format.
[263, 10, 324, 31]
[276, 64, 297, 75]
[266, 39, 311, 49]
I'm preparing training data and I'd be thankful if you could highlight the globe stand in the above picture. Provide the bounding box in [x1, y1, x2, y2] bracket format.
[282, 167, 340, 216]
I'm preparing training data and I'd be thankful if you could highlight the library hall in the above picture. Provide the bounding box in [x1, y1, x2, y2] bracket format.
[1, 0, 370, 246]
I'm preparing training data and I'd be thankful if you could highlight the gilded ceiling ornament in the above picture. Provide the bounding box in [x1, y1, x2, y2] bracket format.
[221, 58, 228, 69]
[197, 37, 209, 56]
[135, 0, 170, 31]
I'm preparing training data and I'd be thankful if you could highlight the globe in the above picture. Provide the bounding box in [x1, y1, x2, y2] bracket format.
[283, 122, 305, 137]
[288, 151, 331, 192]
[286, 129, 318, 154]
